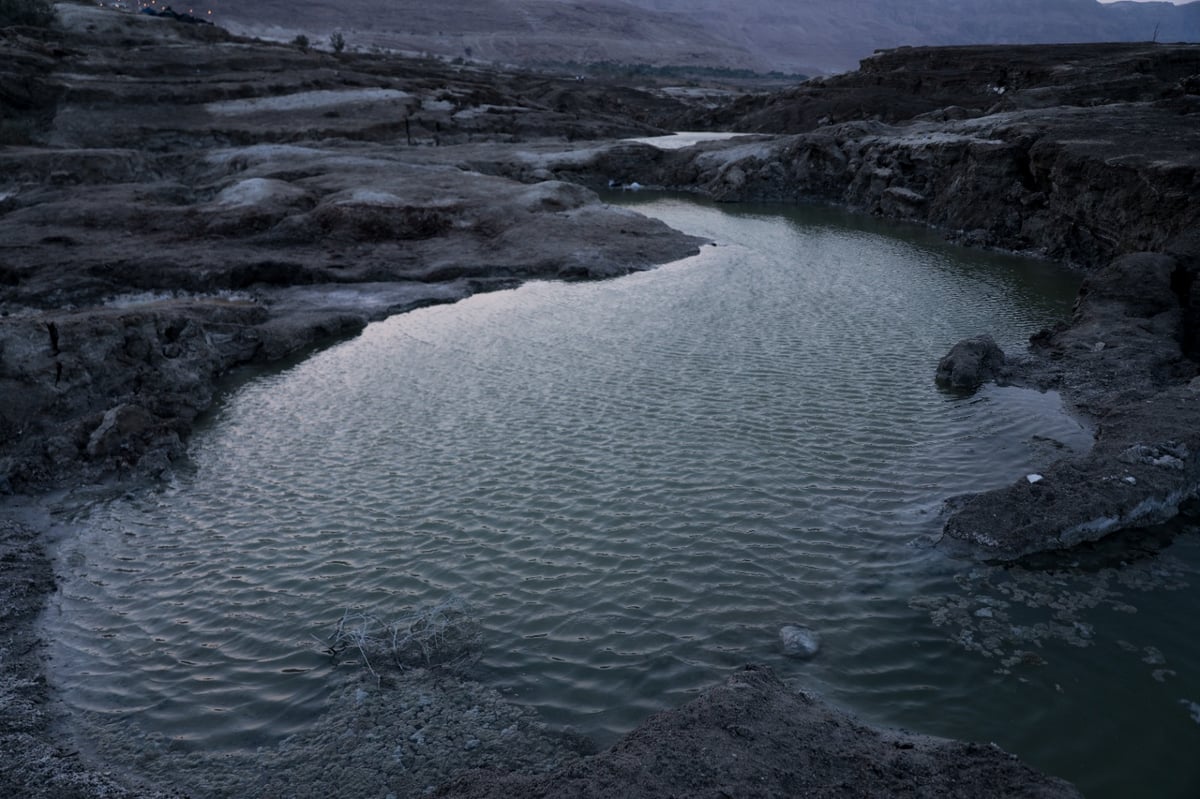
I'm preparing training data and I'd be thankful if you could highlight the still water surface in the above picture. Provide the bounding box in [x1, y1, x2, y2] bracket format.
[47, 197, 1200, 797]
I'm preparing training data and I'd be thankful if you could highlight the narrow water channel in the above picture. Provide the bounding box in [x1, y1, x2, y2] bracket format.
[45, 196, 1200, 797]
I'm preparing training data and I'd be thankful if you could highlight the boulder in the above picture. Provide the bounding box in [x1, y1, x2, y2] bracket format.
[935, 334, 1007, 390]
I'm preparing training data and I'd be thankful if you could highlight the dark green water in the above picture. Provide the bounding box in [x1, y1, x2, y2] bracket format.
[45, 196, 1200, 797]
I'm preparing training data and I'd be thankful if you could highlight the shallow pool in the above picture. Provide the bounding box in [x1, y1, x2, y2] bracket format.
[45, 196, 1200, 797]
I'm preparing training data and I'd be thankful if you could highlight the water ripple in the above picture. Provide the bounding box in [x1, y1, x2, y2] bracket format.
[47, 198, 1096, 754]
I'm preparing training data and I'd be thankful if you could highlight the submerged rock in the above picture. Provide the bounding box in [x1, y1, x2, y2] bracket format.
[779, 624, 822, 659]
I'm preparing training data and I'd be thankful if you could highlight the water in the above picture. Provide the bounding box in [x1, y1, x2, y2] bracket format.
[44, 196, 1200, 797]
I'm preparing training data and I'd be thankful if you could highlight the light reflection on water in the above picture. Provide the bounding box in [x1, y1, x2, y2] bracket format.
[45, 196, 1200, 797]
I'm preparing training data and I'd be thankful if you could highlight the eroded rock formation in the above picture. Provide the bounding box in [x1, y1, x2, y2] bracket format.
[941, 241, 1200, 557]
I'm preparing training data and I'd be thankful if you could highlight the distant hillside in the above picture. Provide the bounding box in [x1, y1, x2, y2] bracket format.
[207, 0, 1200, 74]
[622, 0, 1200, 73]
[205, 0, 759, 71]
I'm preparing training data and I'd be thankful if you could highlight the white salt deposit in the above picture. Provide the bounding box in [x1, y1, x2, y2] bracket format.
[626, 131, 755, 150]
[215, 178, 308, 207]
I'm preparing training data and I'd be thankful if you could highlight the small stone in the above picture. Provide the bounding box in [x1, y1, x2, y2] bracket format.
[1026, 474, 1043, 484]
[974, 608, 994, 619]
[779, 625, 821, 659]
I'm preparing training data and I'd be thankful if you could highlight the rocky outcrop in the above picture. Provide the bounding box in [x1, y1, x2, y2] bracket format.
[671, 98, 1198, 269]
[506, 44, 1200, 272]
[935, 335, 1007, 391]
[0, 6, 705, 493]
[940, 242, 1200, 558]
[507, 101, 1199, 271]
[438, 665, 1082, 799]
[679, 43, 1200, 134]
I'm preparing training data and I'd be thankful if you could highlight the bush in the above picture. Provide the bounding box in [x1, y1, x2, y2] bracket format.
[329, 31, 345, 54]
[0, 0, 57, 27]
[292, 33, 309, 51]
[319, 596, 483, 679]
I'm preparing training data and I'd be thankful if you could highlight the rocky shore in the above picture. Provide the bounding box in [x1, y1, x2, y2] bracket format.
[469, 41, 1200, 559]
[3, 4, 1198, 797]
[0, 4, 707, 494]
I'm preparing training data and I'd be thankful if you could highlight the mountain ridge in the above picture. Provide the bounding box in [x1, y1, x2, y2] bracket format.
[206, 0, 1200, 73]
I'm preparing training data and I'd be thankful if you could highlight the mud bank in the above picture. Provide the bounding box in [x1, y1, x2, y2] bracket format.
[438, 665, 1081, 799]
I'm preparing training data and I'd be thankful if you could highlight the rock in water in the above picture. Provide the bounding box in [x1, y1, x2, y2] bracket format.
[935, 334, 1006, 391]
[779, 625, 821, 659]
